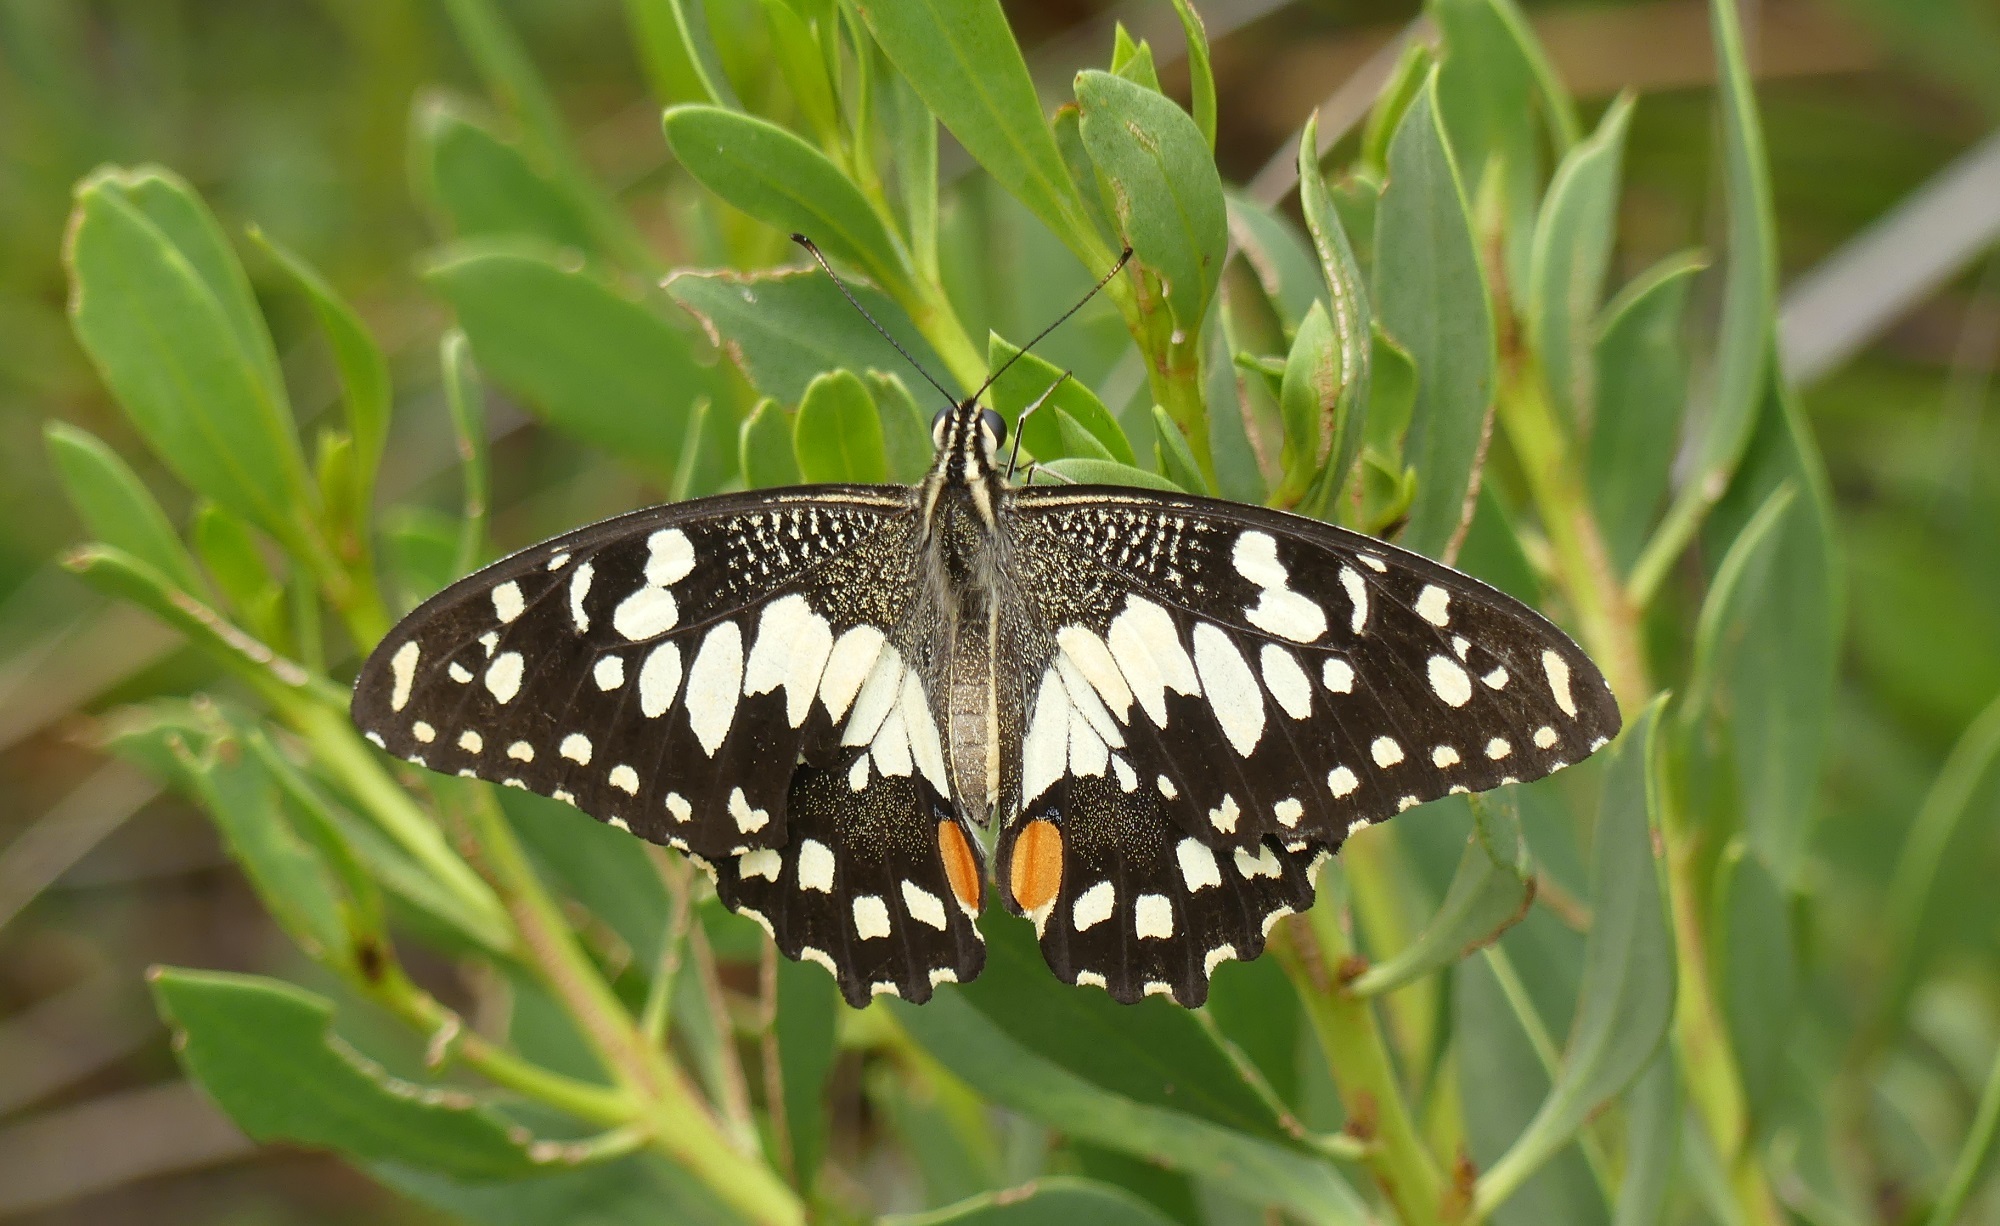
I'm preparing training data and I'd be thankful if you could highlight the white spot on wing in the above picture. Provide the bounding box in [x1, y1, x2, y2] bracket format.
[1484, 666, 1509, 689]
[840, 643, 904, 748]
[1157, 774, 1179, 799]
[389, 642, 420, 711]
[1543, 650, 1578, 716]
[798, 839, 834, 892]
[560, 733, 592, 764]
[644, 529, 695, 585]
[568, 563, 593, 632]
[484, 651, 523, 704]
[491, 581, 525, 624]
[457, 729, 483, 753]
[1020, 668, 1070, 804]
[852, 894, 891, 940]
[1208, 794, 1241, 834]
[1057, 625, 1133, 721]
[609, 764, 639, 794]
[593, 655, 625, 691]
[1192, 623, 1264, 756]
[1371, 736, 1404, 767]
[743, 594, 834, 727]
[1177, 839, 1222, 891]
[1260, 644, 1312, 719]
[1205, 944, 1238, 975]
[1416, 584, 1450, 626]
[1328, 766, 1358, 797]
[1322, 658, 1354, 693]
[1233, 531, 1327, 642]
[739, 849, 780, 881]
[1234, 845, 1282, 879]
[1535, 725, 1559, 749]
[448, 662, 472, 684]
[507, 741, 534, 762]
[1275, 798, 1304, 827]
[1340, 567, 1369, 633]
[685, 623, 744, 756]
[1428, 656, 1474, 707]
[902, 881, 948, 930]
[665, 793, 691, 823]
[1134, 894, 1174, 939]
[1072, 882, 1115, 932]
[612, 587, 678, 641]
[727, 787, 768, 834]
[819, 626, 887, 723]
[638, 642, 682, 717]
[1487, 737, 1511, 759]
[1433, 745, 1460, 767]
[1107, 596, 1198, 727]
[412, 721, 435, 743]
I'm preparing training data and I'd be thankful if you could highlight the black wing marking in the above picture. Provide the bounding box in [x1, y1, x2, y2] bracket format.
[994, 772, 1322, 1006]
[351, 488, 929, 860]
[1003, 486, 1621, 853]
[706, 754, 986, 1006]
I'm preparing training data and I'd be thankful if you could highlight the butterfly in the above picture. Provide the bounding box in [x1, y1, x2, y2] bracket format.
[351, 240, 1621, 1008]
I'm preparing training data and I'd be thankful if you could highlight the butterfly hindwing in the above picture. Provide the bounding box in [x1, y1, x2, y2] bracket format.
[709, 753, 986, 1006]
[1003, 488, 1622, 852]
[351, 489, 920, 860]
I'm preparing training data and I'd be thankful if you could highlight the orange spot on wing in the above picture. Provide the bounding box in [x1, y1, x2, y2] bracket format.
[938, 820, 983, 913]
[1009, 819, 1063, 912]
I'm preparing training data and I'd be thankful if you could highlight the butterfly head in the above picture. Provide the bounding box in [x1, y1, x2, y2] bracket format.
[929, 399, 1007, 482]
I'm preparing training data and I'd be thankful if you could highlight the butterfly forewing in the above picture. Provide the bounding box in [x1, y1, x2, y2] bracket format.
[990, 487, 1621, 1004]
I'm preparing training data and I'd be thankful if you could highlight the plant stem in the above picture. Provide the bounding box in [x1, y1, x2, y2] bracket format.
[449, 786, 803, 1226]
[1276, 890, 1447, 1224]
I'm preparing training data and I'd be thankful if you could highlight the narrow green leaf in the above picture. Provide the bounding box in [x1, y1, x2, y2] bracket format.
[1926, 1041, 2000, 1226]
[758, 0, 842, 149]
[66, 170, 314, 549]
[860, 0, 1108, 268]
[884, 61, 941, 279]
[740, 398, 803, 488]
[1713, 841, 1792, 1131]
[886, 1177, 1182, 1226]
[1226, 193, 1322, 335]
[1476, 700, 1674, 1211]
[379, 1151, 739, 1226]
[1150, 404, 1209, 495]
[794, 369, 888, 483]
[152, 967, 537, 1180]
[1628, 0, 1780, 602]
[1051, 104, 1117, 249]
[670, 267, 948, 405]
[869, 371, 935, 483]
[412, 97, 597, 253]
[44, 421, 207, 597]
[1163, 0, 1217, 150]
[1371, 73, 1494, 558]
[1075, 69, 1226, 333]
[439, 331, 489, 578]
[1039, 458, 1185, 493]
[1611, 1054, 1679, 1226]
[500, 790, 669, 968]
[250, 227, 392, 528]
[774, 955, 839, 1188]
[1681, 482, 1796, 741]
[893, 987, 1369, 1223]
[1296, 115, 1372, 519]
[1350, 792, 1533, 997]
[1528, 94, 1633, 429]
[1702, 378, 1841, 880]
[986, 333, 1134, 466]
[1109, 25, 1162, 93]
[428, 242, 710, 479]
[1275, 301, 1339, 505]
[1204, 310, 1265, 505]
[1357, 41, 1434, 178]
[1588, 253, 1704, 572]
[622, 0, 731, 107]
[1054, 410, 1115, 462]
[664, 105, 912, 300]
[191, 502, 282, 634]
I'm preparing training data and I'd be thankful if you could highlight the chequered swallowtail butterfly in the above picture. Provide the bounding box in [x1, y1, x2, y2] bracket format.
[353, 253, 1620, 1009]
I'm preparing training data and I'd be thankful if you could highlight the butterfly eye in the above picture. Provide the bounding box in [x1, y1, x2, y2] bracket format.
[931, 407, 950, 430]
[980, 409, 1007, 445]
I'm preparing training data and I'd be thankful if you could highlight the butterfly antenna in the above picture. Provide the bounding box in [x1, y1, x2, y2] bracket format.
[792, 234, 958, 408]
[1006, 371, 1071, 481]
[970, 246, 1131, 406]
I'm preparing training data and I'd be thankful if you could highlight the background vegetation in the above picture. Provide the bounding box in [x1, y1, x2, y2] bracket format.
[4, 0, 2000, 1223]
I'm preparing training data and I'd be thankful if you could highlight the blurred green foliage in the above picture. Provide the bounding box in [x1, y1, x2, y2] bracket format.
[6, 1, 2000, 1224]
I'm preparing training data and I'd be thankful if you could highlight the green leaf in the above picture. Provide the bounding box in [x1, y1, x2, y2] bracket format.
[1226, 193, 1322, 336]
[859, 0, 1107, 268]
[986, 333, 1135, 466]
[1275, 301, 1340, 505]
[191, 502, 282, 634]
[1588, 253, 1704, 572]
[1628, 0, 1779, 601]
[1357, 41, 1434, 178]
[1350, 792, 1533, 997]
[1203, 957, 1304, 1112]
[893, 986, 1368, 1223]
[1051, 104, 1118, 249]
[44, 421, 208, 597]
[500, 788, 671, 969]
[886, 1177, 1183, 1226]
[670, 267, 949, 405]
[1713, 841, 1792, 1132]
[1477, 700, 1675, 1210]
[740, 397, 803, 488]
[378, 1151, 740, 1226]
[884, 61, 941, 279]
[1039, 458, 1185, 492]
[774, 955, 839, 1188]
[1163, 0, 1216, 150]
[1702, 379, 1841, 881]
[66, 168, 314, 550]
[1611, 1053, 1678, 1226]
[1528, 95, 1633, 429]
[622, 0, 732, 107]
[1075, 70, 1226, 333]
[664, 105, 912, 301]
[427, 242, 711, 481]
[152, 967, 537, 1180]
[1109, 25, 1161, 93]
[869, 371, 936, 483]
[412, 97, 598, 253]
[758, 0, 841, 149]
[1926, 1041, 2000, 1226]
[794, 369, 889, 483]
[440, 331, 489, 578]
[1296, 116, 1373, 519]
[1370, 74, 1494, 558]
[1150, 404, 1209, 495]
